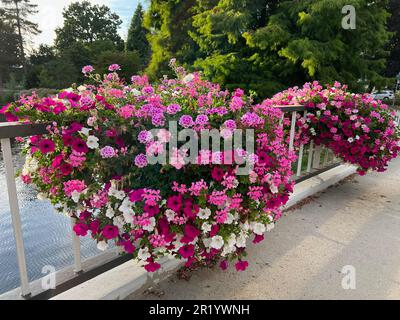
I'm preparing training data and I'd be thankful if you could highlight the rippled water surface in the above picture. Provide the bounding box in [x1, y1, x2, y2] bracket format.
[0, 145, 99, 294]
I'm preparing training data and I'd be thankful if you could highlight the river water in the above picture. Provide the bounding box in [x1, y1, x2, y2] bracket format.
[0, 145, 99, 294]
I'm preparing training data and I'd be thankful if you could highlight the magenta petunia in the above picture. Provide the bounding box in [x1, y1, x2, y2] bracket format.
[235, 260, 249, 271]
[71, 138, 89, 154]
[101, 225, 119, 240]
[38, 139, 55, 154]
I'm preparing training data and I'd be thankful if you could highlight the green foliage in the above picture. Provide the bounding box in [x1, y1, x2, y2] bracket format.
[385, 0, 400, 78]
[94, 51, 142, 81]
[144, 0, 199, 79]
[149, 0, 391, 98]
[126, 2, 150, 64]
[0, 8, 20, 87]
[55, 0, 123, 49]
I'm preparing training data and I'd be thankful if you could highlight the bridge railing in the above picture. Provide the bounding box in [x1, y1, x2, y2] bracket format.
[0, 105, 345, 299]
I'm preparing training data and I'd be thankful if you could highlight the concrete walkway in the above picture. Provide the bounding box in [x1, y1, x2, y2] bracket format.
[129, 158, 400, 300]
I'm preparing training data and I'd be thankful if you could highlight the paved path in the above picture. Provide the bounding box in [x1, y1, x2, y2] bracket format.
[130, 158, 400, 300]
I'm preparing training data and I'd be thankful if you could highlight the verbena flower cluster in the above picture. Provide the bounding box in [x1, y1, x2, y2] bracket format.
[262, 81, 400, 175]
[2, 63, 296, 272]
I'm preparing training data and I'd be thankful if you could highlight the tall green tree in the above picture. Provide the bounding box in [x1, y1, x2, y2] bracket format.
[385, 0, 400, 78]
[0, 8, 20, 87]
[1, 0, 40, 68]
[144, 0, 199, 79]
[55, 1, 123, 49]
[126, 2, 150, 64]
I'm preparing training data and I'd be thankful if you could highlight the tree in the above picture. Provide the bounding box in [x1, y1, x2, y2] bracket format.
[0, 8, 20, 87]
[94, 51, 142, 81]
[1, 0, 40, 68]
[385, 0, 400, 78]
[163, 0, 391, 98]
[144, 0, 199, 79]
[126, 2, 150, 64]
[55, 1, 123, 49]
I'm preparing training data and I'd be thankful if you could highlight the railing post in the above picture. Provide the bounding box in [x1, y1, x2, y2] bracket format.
[313, 145, 322, 169]
[306, 141, 314, 173]
[288, 111, 297, 151]
[70, 218, 82, 273]
[296, 111, 307, 177]
[1, 138, 31, 297]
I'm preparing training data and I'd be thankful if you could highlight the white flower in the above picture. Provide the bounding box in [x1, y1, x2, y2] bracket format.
[138, 247, 151, 261]
[310, 128, 316, 136]
[252, 222, 266, 235]
[270, 183, 278, 194]
[165, 209, 175, 222]
[71, 190, 81, 203]
[182, 73, 195, 83]
[131, 88, 141, 96]
[113, 216, 124, 230]
[142, 217, 156, 232]
[123, 211, 134, 225]
[227, 234, 236, 248]
[114, 190, 125, 200]
[267, 223, 275, 232]
[224, 213, 234, 224]
[202, 238, 212, 248]
[210, 235, 224, 250]
[105, 207, 115, 218]
[355, 135, 360, 140]
[80, 127, 91, 136]
[236, 232, 247, 248]
[347, 137, 354, 143]
[86, 135, 99, 149]
[201, 222, 212, 233]
[97, 240, 108, 251]
[77, 85, 86, 92]
[119, 198, 132, 214]
[197, 207, 211, 219]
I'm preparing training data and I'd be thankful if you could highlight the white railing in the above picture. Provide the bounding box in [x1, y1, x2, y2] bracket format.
[0, 106, 344, 299]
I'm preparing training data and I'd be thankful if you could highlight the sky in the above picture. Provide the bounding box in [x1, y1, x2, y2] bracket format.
[30, 0, 146, 50]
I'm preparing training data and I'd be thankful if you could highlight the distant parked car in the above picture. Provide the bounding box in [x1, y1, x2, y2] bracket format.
[371, 90, 395, 101]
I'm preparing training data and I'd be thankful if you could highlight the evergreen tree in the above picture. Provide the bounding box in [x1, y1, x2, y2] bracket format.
[126, 2, 150, 64]
[144, 0, 199, 79]
[1, 0, 40, 68]
[385, 0, 400, 78]
[186, 0, 391, 97]
[0, 8, 20, 87]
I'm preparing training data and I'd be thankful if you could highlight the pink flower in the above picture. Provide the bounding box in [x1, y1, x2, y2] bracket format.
[179, 115, 194, 128]
[108, 64, 120, 72]
[219, 260, 229, 271]
[144, 261, 161, 272]
[121, 240, 135, 254]
[71, 138, 88, 154]
[118, 105, 134, 119]
[167, 104, 181, 114]
[134, 153, 148, 168]
[100, 146, 116, 159]
[38, 139, 55, 154]
[63, 180, 86, 197]
[73, 223, 89, 236]
[167, 195, 183, 212]
[211, 167, 224, 182]
[181, 224, 200, 243]
[102, 225, 119, 239]
[82, 65, 94, 74]
[129, 189, 144, 202]
[178, 245, 195, 259]
[235, 260, 249, 271]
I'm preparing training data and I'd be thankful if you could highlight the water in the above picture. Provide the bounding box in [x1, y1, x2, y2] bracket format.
[0, 145, 99, 294]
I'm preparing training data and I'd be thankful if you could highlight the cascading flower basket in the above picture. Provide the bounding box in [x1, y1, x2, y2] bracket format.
[1, 62, 296, 272]
[262, 81, 400, 175]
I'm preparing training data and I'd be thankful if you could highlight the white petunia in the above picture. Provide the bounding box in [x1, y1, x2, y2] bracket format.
[165, 209, 175, 222]
[138, 247, 151, 261]
[182, 73, 195, 83]
[80, 127, 91, 136]
[201, 222, 212, 233]
[224, 213, 235, 224]
[347, 137, 354, 143]
[123, 211, 134, 225]
[197, 207, 211, 219]
[210, 235, 224, 250]
[71, 190, 81, 203]
[252, 222, 266, 235]
[113, 216, 124, 230]
[97, 240, 108, 251]
[86, 135, 99, 149]
[236, 232, 247, 248]
[105, 207, 115, 218]
[131, 88, 141, 96]
[270, 183, 279, 194]
[77, 85, 86, 92]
